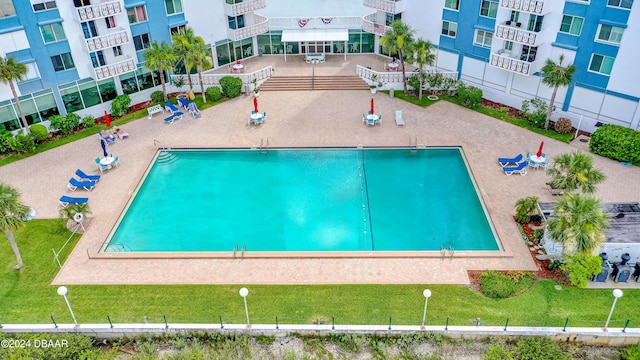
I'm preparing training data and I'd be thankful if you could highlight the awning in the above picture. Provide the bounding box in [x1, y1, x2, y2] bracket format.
[281, 29, 348, 42]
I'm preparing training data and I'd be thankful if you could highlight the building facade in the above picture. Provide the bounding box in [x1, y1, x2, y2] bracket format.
[0, 0, 637, 134]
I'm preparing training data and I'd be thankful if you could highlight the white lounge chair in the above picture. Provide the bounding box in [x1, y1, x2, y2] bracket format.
[395, 110, 404, 126]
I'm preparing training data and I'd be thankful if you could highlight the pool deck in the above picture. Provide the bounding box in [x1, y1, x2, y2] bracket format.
[2, 54, 638, 285]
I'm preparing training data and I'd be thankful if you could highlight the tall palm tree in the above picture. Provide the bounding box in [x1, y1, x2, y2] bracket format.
[540, 55, 577, 129]
[409, 38, 435, 100]
[143, 41, 176, 102]
[546, 192, 609, 256]
[0, 56, 30, 134]
[380, 20, 416, 94]
[185, 40, 212, 103]
[0, 182, 30, 269]
[547, 151, 606, 194]
[172, 27, 199, 91]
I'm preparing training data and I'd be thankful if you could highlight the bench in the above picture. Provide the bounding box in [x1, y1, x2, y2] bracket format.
[147, 104, 164, 119]
[395, 110, 404, 127]
[164, 111, 184, 124]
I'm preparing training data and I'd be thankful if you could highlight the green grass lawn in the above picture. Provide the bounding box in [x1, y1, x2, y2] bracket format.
[1, 219, 638, 328]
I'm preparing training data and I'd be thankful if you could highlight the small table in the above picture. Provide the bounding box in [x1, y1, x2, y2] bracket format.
[305, 54, 325, 63]
[388, 63, 399, 72]
[529, 155, 545, 168]
[365, 114, 379, 126]
[100, 157, 115, 166]
[233, 64, 244, 73]
[249, 113, 264, 125]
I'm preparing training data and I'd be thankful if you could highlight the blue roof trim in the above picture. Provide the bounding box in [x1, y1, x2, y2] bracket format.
[599, 19, 628, 28]
[37, 18, 64, 26]
[0, 25, 24, 35]
[168, 19, 188, 27]
[473, 24, 494, 32]
[125, 1, 146, 9]
[551, 42, 578, 51]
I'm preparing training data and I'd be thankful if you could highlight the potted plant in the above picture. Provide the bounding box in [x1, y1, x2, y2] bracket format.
[370, 74, 378, 94]
[252, 78, 260, 97]
[59, 202, 92, 233]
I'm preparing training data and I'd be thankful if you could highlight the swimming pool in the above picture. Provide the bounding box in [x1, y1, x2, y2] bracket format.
[103, 148, 500, 253]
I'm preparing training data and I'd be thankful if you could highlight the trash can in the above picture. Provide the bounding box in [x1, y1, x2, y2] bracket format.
[389, 88, 394, 98]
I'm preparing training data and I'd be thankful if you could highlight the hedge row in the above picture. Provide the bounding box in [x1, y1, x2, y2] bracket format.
[590, 124, 640, 163]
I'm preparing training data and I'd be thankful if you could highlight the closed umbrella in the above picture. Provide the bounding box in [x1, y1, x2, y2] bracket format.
[536, 141, 544, 158]
[370, 98, 374, 115]
[100, 139, 108, 157]
[104, 110, 111, 127]
[254, 97, 258, 113]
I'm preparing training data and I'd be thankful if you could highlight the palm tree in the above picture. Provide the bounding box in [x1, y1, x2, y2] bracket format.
[409, 38, 435, 100]
[172, 27, 199, 91]
[547, 151, 606, 194]
[380, 20, 416, 94]
[0, 182, 30, 269]
[143, 41, 176, 102]
[540, 55, 577, 129]
[546, 192, 609, 256]
[0, 56, 30, 134]
[185, 40, 212, 103]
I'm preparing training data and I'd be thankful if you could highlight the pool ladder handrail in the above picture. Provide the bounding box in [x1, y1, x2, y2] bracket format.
[233, 244, 247, 257]
[259, 138, 269, 153]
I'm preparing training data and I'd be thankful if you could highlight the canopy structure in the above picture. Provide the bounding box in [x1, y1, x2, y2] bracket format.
[281, 29, 348, 62]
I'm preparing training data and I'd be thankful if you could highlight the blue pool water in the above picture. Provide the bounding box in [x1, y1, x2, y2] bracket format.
[104, 148, 499, 252]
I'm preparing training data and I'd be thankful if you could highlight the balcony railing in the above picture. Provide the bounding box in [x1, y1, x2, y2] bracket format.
[495, 24, 539, 46]
[224, 0, 266, 17]
[93, 56, 136, 80]
[86, 29, 129, 52]
[362, 13, 390, 35]
[499, 0, 546, 14]
[363, 0, 405, 14]
[490, 52, 533, 76]
[76, 0, 123, 21]
[227, 14, 269, 42]
[268, 16, 362, 30]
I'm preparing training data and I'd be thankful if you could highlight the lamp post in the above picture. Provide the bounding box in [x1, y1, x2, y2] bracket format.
[604, 289, 623, 329]
[421, 289, 432, 329]
[239, 287, 250, 326]
[57, 286, 77, 325]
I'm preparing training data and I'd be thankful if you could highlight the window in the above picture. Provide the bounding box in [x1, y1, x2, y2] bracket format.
[527, 14, 544, 32]
[560, 15, 583, 35]
[504, 41, 514, 51]
[105, 16, 116, 28]
[444, 0, 460, 10]
[520, 45, 537, 62]
[113, 46, 122, 56]
[33, 1, 57, 12]
[589, 54, 615, 74]
[510, 11, 520, 22]
[385, 12, 400, 26]
[73, 0, 91, 7]
[40, 23, 66, 44]
[480, 0, 498, 18]
[441, 21, 457, 37]
[607, 0, 633, 9]
[90, 51, 106, 68]
[51, 53, 75, 72]
[165, 0, 183, 15]
[127, 6, 147, 24]
[0, 0, 16, 17]
[228, 15, 245, 30]
[474, 30, 493, 47]
[170, 25, 186, 35]
[20, 63, 40, 81]
[81, 21, 97, 39]
[597, 24, 624, 43]
[133, 33, 150, 51]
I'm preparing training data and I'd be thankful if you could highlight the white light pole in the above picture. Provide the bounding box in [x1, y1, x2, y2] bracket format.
[239, 287, 250, 326]
[605, 289, 623, 329]
[57, 286, 77, 325]
[421, 289, 432, 328]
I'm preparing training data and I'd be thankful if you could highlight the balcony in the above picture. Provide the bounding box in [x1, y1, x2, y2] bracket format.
[489, 51, 534, 76]
[499, 0, 547, 14]
[363, 0, 405, 14]
[224, 0, 266, 17]
[362, 13, 390, 35]
[76, 0, 123, 22]
[495, 24, 540, 46]
[226, 14, 269, 42]
[93, 56, 136, 80]
[86, 29, 129, 52]
[268, 16, 362, 30]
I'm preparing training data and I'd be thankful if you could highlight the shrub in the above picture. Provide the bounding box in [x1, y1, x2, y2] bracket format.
[6, 133, 36, 153]
[0, 130, 12, 154]
[49, 114, 79, 134]
[111, 94, 132, 117]
[426, 72, 444, 94]
[29, 124, 49, 143]
[590, 124, 640, 163]
[520, 98, 550, 129]
[513, 337, 569, 360]
[81, 115, 95, 128]
[621, 344, 640, 360]
[560, 254, 602, 288]
[480, 271, 533, 299]
[205, 86, 222, 102]
[151, 90, 165, 103]
[514, 196, 539, 223]
[457, 84, 483, 108]
[66, 113, 81, 129]
[483, 344, 513, 360]
[554, 117, 573, 134]
[219, 76, 242, 98]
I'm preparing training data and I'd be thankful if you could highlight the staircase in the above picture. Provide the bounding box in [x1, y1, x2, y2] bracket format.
[259, 75, 370, 91]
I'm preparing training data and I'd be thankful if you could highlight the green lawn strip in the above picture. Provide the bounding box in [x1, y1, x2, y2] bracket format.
[0, 219, 638, 327]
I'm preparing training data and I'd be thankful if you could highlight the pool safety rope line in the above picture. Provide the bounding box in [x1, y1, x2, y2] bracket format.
[360, 150, 375, 251]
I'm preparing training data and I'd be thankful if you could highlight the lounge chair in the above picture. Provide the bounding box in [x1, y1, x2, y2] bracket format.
[98, 130, 116, 144]
[59, 195, 89, 207]
[395, 110, 404, 126]
[110, 125, 129, 139]
[164, 111, 184, 124]
[187, 102, 201, 118]
[165, 102, 180, 113]
[498, 153, 524, 167]
[68, 178, 97, 192]
[503, 162, 528, 176]
[177, 97, 190, 108]
[75, 169, 100, 182]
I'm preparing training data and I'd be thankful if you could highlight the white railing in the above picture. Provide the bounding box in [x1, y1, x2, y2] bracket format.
[224, 0, 266, 17]
[93, 57, 136, 80]
[490, 52, 532, 76]
[500, 0, 546, 14]
[362, 13, 389, 35]
[86, 29, 129, 52]
[76, 0, 123, 21]
[356, 65, 458, 86]
[227, 14, 269, 41]
[362, 0, 405, 14]
[495, 24, 539, 46]
[172, 66, 274, 87]
[268, 16, 363, 30]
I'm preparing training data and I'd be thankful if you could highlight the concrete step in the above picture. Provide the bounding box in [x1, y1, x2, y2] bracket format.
[260, 75, 370, 91]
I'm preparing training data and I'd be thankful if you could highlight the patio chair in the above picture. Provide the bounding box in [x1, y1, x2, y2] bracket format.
[109, 154, 121, 167]
[503, 162, 528, 176]
[59, 195, 89, 207]
[75, 169, 100, 182]
[497, 153, 524, 167]
[374, 115, 382, 125]
[362, 114, 367, 123]
[187, 102, 201, 118]
[165, 102, 180, 113]
[68, 178, 97, 192]
[95, 157, 111, 174]
[177, 97, 190, 108]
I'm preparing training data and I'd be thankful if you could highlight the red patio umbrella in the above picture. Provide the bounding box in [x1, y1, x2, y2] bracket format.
[370, 98, 374, 115]
[536, 141, 544, 158]
[253, 97, 258, 113]
[104, 110, 111, 127]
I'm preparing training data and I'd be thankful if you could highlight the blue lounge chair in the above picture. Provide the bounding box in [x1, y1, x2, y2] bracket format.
[98, 130, 115, 144]
[187, 102, 201, 118]
[165, 102, 179, 113]
[497, 153, 524, 167]
[164, 111, 184, 124]
[503, 162, 528, 176]
[177, 97, 190, 108]
[68, 178, 97, 192]
[59, 195, 89, 207]
[75, 169, 100, 182]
